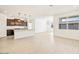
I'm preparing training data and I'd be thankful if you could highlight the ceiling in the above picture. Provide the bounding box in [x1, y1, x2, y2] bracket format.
[0, 5, 79, 17]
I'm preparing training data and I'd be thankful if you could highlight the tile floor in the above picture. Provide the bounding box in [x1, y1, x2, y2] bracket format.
[0, 32, 79, 54]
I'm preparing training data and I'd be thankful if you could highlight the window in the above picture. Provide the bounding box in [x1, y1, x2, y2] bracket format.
[68, 23, 79, 30]
[59, 15, 79, 30]
[61, 16, 79, 22]
[59, 24, 67, 29]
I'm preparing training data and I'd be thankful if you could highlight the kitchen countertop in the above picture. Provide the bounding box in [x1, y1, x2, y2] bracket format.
[14, 28, 28, 30]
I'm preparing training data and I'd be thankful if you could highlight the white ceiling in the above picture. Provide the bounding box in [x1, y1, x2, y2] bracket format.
[0, 5, 79, 17]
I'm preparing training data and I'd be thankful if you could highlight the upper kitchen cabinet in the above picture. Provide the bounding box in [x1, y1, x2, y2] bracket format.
[7, 19, 27, 26]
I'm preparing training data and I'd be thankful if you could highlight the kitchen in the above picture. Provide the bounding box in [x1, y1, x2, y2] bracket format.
[0, 13, 34, 39]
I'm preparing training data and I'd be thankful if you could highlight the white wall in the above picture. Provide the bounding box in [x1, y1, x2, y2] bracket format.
[54, 10, 79, 40]
[35, 16, 53, 33]
[0, 13, 7, 38]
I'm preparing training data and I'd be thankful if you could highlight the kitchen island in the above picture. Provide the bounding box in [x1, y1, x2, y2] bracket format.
[14, 28, 34, 39]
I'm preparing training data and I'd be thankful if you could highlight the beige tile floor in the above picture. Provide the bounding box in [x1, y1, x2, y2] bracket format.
[0, 32, 79, 54]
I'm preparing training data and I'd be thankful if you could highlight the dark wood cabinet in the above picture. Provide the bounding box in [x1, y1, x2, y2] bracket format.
[7, 19, 27, 26]
[7, 30, 14, 36]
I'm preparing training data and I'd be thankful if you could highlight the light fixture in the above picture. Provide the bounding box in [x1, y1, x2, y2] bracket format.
[10, 12, 31, 22]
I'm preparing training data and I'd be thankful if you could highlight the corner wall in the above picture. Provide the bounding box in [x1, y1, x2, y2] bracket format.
[0, 13, 7, 38]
